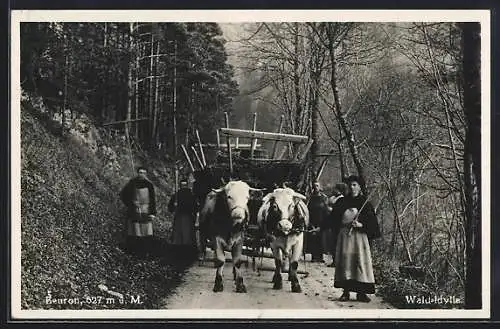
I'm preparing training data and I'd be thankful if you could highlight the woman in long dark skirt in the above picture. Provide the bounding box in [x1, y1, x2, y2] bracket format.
[333, 175, 381, 302]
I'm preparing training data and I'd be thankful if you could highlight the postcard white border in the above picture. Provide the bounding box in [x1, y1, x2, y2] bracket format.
[10, 9, 491, 320]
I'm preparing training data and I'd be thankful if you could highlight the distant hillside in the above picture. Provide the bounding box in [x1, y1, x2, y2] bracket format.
[20, 92, 191, 309]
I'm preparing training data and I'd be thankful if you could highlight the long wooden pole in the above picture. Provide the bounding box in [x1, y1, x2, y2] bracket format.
[191, 146, 204, 170]
[181, 144, 195, 172]
[202, 143, 261, 148]
[315, 157, 329, 181]
[219, 128, 309, 143]
[216, 129, 221, 148]
[250, 112, 258, 159]
[277, 145, 288, 160]
[224, 112, 233, 175]
[272, 115, 285, 159]
[294, 139, 314, 161]
[195, 129, 207, 167]
[102, 117, 149, 127]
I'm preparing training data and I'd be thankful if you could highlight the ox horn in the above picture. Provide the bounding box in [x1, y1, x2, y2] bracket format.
[211, 187, 224, 193]
[293, 192, 307, 201]
[262, 193, 273, 203]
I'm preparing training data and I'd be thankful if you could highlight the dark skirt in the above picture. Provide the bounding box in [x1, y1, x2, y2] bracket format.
[172, 212, 196, 246]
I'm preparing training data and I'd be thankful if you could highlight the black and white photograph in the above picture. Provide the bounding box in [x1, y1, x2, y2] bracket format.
[10, 10, 490, 319]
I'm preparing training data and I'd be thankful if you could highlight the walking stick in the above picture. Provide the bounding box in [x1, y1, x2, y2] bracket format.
[348, 188, 377, 235]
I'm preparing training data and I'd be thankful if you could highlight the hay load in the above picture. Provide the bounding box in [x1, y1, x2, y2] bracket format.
[180, 112, 313, 205]
[195, 157, 307, 190]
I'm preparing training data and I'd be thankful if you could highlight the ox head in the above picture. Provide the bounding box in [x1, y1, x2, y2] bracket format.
[211, 180, 263, 227]
[261, 188, 307, 235]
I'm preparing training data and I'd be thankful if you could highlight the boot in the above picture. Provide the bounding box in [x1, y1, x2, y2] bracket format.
[356, 293, 371, 303]
[338, 290, 350, 301]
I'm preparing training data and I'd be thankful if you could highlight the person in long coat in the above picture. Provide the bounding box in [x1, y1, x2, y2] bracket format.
[333, 175, 381, 302]
[168, 179, 199, 255]
[325, 182, 348, 267]
[306, 181, 329, 262]
[120, 166, 157, 256]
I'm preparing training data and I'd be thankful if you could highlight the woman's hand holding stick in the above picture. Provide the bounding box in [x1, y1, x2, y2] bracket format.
[348, 194, 372, 235]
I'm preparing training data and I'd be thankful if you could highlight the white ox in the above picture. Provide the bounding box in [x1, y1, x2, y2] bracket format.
[199, 180, 262, 293]
[257, 187, 309, 293]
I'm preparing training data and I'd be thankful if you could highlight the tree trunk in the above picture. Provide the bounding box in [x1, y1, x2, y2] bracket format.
[148, 30, 155, 148]
[172, 40, 178, 158]
[62, 51, 68, 134]
[460, 22, 482, 310]
[293, 23, 302, 137]
[134, 39, 140, 140]
[152, 40, 160, 147]
[125, 23, 137, 142]
[327, 38, 367, 193]
[337, 120, 348, 180]
[102, 59, 108, 123]
[390, 215, 398, 259]
[309, 29, 322, 177]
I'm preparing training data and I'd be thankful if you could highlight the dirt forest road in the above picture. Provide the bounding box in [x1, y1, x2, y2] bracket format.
[162, 248, 391, 311]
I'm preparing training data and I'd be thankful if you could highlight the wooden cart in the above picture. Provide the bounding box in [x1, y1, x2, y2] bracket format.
[180, 112, 314, 273]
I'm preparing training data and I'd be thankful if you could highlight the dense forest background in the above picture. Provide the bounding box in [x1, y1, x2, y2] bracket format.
[20, 21, 482, 309]
[21, 22, 238, 155]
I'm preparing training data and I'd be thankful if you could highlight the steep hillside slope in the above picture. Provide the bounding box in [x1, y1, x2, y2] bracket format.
[20, 96, 191, 309]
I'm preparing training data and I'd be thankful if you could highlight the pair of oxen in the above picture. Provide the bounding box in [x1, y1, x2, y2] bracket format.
[199, 180, 309, 294]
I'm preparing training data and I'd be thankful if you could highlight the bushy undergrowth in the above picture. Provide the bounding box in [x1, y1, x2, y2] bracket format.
[20, 99, 189, 309]
[372, 248, 464, 309]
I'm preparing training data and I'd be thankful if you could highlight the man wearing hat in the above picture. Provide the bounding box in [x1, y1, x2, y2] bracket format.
[325, 182, 348, 267]
[306, 181, 330, 262]
[168, 178, 199, 257]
